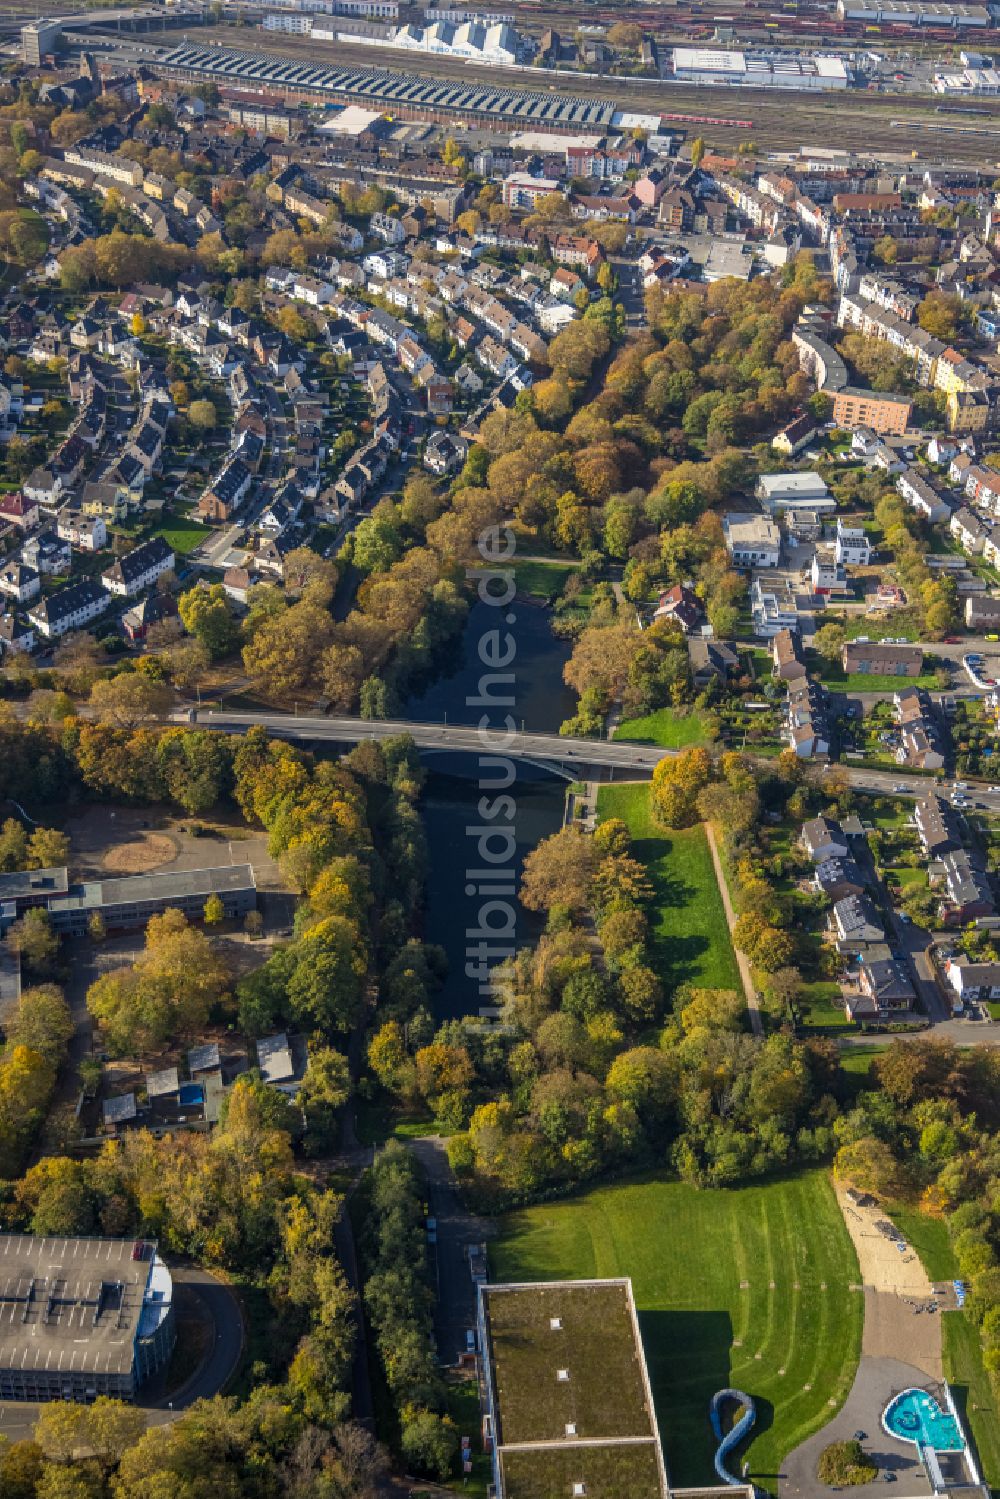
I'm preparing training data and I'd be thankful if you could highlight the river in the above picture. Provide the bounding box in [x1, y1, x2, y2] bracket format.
[404, 598, 575, 1020]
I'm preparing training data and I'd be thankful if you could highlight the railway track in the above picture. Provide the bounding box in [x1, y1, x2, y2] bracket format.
[187, 25, 1000, 158]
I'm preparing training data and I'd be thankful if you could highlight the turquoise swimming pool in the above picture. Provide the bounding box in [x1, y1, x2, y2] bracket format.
[883, 1389, 965, 1453]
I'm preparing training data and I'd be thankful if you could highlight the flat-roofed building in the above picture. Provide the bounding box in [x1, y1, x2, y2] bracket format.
[831, 386, 912, 435]
[0, 865, 256, 938]
[0, 1235, 174, 1402]
[478, 1278, 669, 1499]
[723, 513, 781, 569]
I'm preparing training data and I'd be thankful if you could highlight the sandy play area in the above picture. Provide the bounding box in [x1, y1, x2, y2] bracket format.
[102, 832, 178, 874]
[836, 1185, 944, 1378]
[837, 1187, 934, 1298]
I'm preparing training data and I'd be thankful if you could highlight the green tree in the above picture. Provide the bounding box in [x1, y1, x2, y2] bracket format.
[178, 584, 239, 660]
[203, 893, 224, 926]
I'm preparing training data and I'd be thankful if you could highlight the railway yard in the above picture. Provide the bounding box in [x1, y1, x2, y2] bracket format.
[149, 25, 1000, 158]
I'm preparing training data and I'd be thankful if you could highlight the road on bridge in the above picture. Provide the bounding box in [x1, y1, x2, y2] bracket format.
[191, 709, 669, 773]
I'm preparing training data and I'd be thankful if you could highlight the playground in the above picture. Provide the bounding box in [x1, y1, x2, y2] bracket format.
[493, 1170, 863, 1489]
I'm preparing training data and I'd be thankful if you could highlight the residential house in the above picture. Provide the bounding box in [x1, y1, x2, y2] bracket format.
[101, 536, 175, 599]
[897, 467, 952, 524]
[687, 639, 739, 688]
[121, 591, 177, 644]
[801, 816, 850, 863]
[951, 507, 986, 555]
[895, 687, 945, 771]
[914, 793, 963, 861]
[939, 847, 995, 926]
[21, 531, 70, 576]
[834, 893, 885, 945]
[0, 562, 40, 605]
[424, 430, 468, 476]
[197, 458, 252, 523]
[815, 857, 866, 903]
[0, 613, 35, 656]
[835, 518, 871, 567]
[771, 628, 806, 682]
[27, 578, 107, 639]
[0, 492, 39, 531]
[772, 413, 818, 457]
[966, 595, 1000, 630]
[945, 958, 1000, 1009]
[857, 957, 915, 1015]
[653, 584, 702, 633]
[723, 513, 781, 569]
[56, 510, 107, 552]
[841, 642, 923, 677]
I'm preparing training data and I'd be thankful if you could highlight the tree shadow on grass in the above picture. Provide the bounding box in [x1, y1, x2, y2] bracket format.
[634, 833, 712, 991]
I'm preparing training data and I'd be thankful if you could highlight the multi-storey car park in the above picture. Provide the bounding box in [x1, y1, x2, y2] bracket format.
[152, 42, 620, 131]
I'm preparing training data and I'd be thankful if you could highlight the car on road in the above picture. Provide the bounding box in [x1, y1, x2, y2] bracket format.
[988, 635, 1000, 643]
[892, 784, 909, 793]
[953, 796, 969, 807]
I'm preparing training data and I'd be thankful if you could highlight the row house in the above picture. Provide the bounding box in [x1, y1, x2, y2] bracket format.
[966, 465, 1000, 513]
[939, 848, 995, 927]
[718, 177, 784, 236]
[565, 141, 642, 180]
[197, 456, 252, 523]
[857, 272, 919, 321]
[101, 536, 175, 599]
[63, 147, 142, 187]
[28, 577, 107, 640]
[475, 335, 517, 381]
[784, 678, 830, 760]
[837, 294, 947, 388]
[897, 467, 952, 524]
[951, 506, 986, 554]
[894, 687, 945, 772]
[548, 234, 604, 279]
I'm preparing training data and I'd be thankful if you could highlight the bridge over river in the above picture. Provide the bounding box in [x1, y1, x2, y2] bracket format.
[190, 709, 669, 778]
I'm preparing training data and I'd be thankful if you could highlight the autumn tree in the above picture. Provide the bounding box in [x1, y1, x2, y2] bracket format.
[650, 747, 712, 829]
[89, 673, 173, 729]
[85, 909, 230, 1055]
[520, 826, 598, 915]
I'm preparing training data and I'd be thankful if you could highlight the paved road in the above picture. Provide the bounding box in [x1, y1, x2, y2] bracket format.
[407, 1136, 488, 1369]
[190, 708, 669, 773]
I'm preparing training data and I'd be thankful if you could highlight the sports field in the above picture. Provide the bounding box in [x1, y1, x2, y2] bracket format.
[597, 784, 740, 994]
[493, 1170, 863, 1491]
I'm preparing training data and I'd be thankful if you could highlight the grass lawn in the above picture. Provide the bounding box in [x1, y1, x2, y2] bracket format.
[154, 513, 206, 555]
[597, 784, 740, 994]
[492, 1170, 863, 1491]
[813, 660, 940, 694]
[798, 980, 855, 1034]
[887, 1205, 1000, 1488]
[511, 557, 578, 599]
[838, 1044, 889, 1078]
[616, 707, 714, 749]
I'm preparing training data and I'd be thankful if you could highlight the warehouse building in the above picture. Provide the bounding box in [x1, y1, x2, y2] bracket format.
[0, 1236, 174, 1402]
[153, 43, 619, 130]
[671, 47, 849, 90]
[837, 0, 989, 24]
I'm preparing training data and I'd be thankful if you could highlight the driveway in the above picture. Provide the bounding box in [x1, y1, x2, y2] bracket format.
[407, 1136, 491, 1367]
[781, 1356, 935, 1499]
